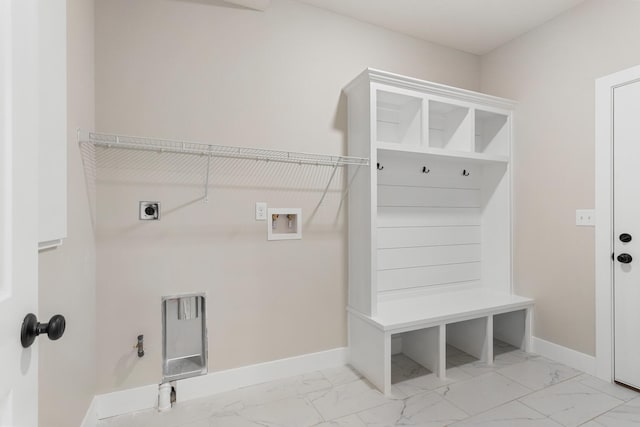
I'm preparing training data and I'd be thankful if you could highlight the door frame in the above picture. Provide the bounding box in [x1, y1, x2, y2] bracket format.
[595, 64, 640, 383]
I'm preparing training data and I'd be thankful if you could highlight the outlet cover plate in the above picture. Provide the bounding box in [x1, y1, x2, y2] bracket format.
[576, 209, 595, 226]
[256, 202, 267, 221]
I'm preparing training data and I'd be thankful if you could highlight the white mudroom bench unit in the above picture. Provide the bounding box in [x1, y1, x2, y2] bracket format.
[343, 69, 534, 395]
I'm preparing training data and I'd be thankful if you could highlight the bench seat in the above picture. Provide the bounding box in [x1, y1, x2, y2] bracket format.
[372, 289, 533, 332]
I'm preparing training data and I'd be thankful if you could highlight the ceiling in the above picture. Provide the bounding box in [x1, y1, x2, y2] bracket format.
[295, 0, 586, 55]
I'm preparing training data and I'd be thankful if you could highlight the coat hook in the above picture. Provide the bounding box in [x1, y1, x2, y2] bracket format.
[377, 163, 384, 171]
[422, 166, 430, 174]
[462, 169, 470, 177]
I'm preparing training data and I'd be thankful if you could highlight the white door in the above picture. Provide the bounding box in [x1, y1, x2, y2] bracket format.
[613, 79, 640, 390]
[0, 0, 41, 425]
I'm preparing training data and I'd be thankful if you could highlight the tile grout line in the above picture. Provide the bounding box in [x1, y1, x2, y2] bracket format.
[305, 395, 328, 424]
[514, 377, 626, 427]
[491, 364, 582, 393]
[431, 387, 474, 423]
[516, 397, 567, 426]
[436, 372, 538, 423]
[576, 374, 640, 402]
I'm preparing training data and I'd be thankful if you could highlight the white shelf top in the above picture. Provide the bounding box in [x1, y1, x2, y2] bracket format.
[352, 289, 533, 332]
[376, 142, 509, 164]
[344, 68, 517, 111]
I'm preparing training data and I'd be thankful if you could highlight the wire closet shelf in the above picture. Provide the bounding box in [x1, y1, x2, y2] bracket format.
[78, 130, 369, 167]
[78, 130, 369, 204]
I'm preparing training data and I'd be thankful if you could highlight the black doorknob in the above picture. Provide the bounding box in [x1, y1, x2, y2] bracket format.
[620, 233, 633, 243]
[617, 253, 633, 264]
[21, 313, 66, 348]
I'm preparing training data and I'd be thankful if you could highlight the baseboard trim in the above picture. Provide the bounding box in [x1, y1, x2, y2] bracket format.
[79, 396, 97, 427]
[178, 347, 349, 402]
[532, 336, 596, 375]
[92, 347, 348, 420]
[95, 384, 158, 420]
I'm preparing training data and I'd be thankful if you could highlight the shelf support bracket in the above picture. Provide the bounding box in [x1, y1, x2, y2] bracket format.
[318, 163, 339, 205]
[203, 151, 212, 204]
[340, 164, 362, 204]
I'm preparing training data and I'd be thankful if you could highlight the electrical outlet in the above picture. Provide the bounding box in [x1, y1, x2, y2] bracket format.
[255, 202, 267, 221]
[576, 209, 595, 227]
[140, 201, 160, 220]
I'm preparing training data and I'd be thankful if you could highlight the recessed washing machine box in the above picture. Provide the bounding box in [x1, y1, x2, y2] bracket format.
[161, 293, 207, 383]
[267, 208, 302, 241]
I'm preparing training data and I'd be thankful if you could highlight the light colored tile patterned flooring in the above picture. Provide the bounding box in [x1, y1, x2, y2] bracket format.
[99, 341, 640, 427]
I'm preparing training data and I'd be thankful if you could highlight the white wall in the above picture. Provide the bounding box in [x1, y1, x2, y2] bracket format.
[94, 0, 480, 393]
[481, 0, 640, 356]
[37, 0, 96, 425]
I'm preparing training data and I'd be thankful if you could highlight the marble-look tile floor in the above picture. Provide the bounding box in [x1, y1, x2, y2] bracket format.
[99, 341, 640, 427]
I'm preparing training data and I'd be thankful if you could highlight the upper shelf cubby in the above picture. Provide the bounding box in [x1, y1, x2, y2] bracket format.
[376, 89, 423, 146]
[475, 109, 510, 156]
[345, 68, 516, 162]
[429, 100, 472, 152]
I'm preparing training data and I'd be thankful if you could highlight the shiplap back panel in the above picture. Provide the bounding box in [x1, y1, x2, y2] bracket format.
[378, 207, 480, 227]
[377, 150, 481, 190]
[378, 245, 480, 270]
[376, 151, 483, 297]
[378, 226, 481, 248]
[378, 186, 480, 208]
[378, 262, 481, 292]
